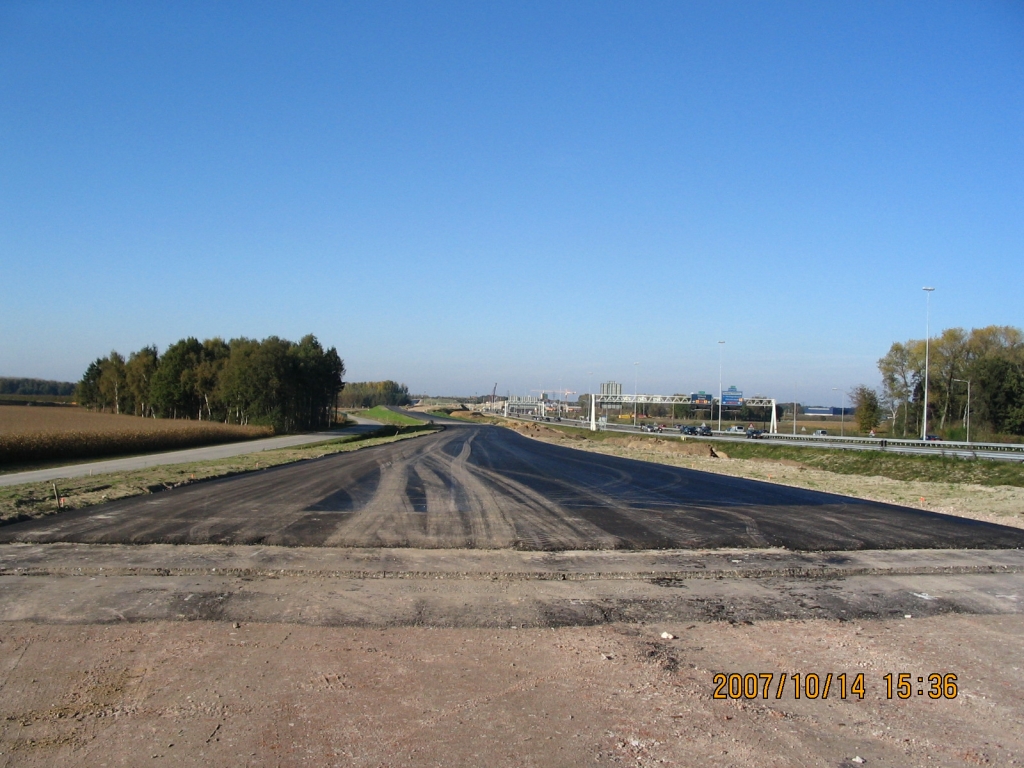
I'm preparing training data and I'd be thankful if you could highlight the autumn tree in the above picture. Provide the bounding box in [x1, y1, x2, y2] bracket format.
[879, 325, 1024, 438]
[125, 346, 159, 417]
[77, 333, 344, 432]
[849, 385, 881, 433]
[337, 381, 411, 409]
[76, 359, 104, 409]
[878, 341, 921, 437]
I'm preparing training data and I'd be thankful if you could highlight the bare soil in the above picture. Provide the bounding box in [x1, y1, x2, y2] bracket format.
[1, 616, 1021, 767]
[3, 424, 1024, 766]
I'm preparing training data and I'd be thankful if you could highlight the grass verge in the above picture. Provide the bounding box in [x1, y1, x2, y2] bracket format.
[354, 406, 425, 426]
[700, 439, 1024, 488]
[0, 425, 438, 526]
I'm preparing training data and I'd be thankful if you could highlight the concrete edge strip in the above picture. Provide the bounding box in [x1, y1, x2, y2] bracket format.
[1, 563, 1020, 581]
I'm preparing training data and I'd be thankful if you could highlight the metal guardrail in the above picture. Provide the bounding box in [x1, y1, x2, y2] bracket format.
[756, 432, 1024, 462]
[761, 431, 1024, 453]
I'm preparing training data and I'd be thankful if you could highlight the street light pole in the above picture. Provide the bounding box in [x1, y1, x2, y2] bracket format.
[832, 387, 840, 436]
[718, 341, 725, 432]
[832, 387, 846, 436]
[922, 287, 935, 440]
[587, 371, 593, 426]
[633, 362, 639, 427]
[953, 378, 971, 443]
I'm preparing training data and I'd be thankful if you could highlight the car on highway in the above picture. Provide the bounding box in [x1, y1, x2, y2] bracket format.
[812, 429, 828, 436]
[925, 434, 942, 441]
[696, 425, 712, 437]
[725, 425, 745, 434]
[680, 426, 697, 436]
[745, 428, 764, 439]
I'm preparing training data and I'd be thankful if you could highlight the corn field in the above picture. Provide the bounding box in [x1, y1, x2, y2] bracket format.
[0, 406, 273, 465]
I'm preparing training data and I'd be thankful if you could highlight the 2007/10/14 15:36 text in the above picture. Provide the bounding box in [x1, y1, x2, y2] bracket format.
[712, 672, 958, 700]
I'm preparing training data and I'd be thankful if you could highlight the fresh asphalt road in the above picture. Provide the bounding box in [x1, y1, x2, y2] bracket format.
[3, 423, 1024, 551]
[0, 418, 383, 487]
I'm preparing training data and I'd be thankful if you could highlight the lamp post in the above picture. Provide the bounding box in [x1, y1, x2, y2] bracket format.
[953, 378, 971, 443]
[633, 362, 639, 427]
[832, 387, 846, 437]
[922, 287, 935, 440]
[589, 372, 598, 428]
[717, 341, 725, 432]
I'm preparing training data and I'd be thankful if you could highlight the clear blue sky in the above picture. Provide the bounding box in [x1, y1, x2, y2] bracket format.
[2, 1, 1022, 405]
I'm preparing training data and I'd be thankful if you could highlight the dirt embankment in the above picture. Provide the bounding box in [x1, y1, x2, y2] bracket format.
[509, 424, 1024, 530]
[602, 436, 727, 459]
[507, 421, 566, 439]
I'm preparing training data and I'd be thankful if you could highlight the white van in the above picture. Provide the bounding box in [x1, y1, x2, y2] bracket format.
[812, 429, 828, 436]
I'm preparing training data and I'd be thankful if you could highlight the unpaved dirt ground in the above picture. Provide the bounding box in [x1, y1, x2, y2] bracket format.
[3, 424, 1024, 766]
[2, 543, 1024, 766]
[532, 431, 1024, 531]
[1, 616, 1022, 767]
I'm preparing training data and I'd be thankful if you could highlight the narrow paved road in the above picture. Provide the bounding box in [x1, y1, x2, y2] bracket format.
[2, 424, 1023, 551]
[0, 420, 382, 487]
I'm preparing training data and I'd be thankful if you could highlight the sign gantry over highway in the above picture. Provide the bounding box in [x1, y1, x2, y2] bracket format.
[503, 393, 779, 433]
[583, 393, 779, 433]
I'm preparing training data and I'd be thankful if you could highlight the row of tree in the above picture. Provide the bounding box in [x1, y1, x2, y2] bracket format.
[0, 378, 75, 396]
[76, 334, 345, 432]
[336, 381, 412, 409]
[877, 325, 1023, 438]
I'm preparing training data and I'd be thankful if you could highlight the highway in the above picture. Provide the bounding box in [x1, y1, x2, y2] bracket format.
[2, 422, 1023, 551]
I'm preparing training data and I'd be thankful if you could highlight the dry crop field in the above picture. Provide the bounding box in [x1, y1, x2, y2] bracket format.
[0, 405, 272, 466]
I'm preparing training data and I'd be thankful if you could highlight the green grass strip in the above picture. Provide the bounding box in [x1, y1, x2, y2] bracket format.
[354, 406, 425, 426]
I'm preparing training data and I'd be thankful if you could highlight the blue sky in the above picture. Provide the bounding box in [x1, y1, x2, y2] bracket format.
[2, 1, 1022, 405]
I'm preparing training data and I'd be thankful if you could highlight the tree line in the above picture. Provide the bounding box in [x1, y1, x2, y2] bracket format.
[336, 380, 412, 409]
[76, 334, 345, 432]
[876, 325, 1023, 438]
[0, 378, 75, 396]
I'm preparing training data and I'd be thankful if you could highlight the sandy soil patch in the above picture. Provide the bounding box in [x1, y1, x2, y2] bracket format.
[507, 422, 566, 439]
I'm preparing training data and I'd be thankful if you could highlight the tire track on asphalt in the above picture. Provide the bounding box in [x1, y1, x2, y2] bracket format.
[5, 424, 1024, 552]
